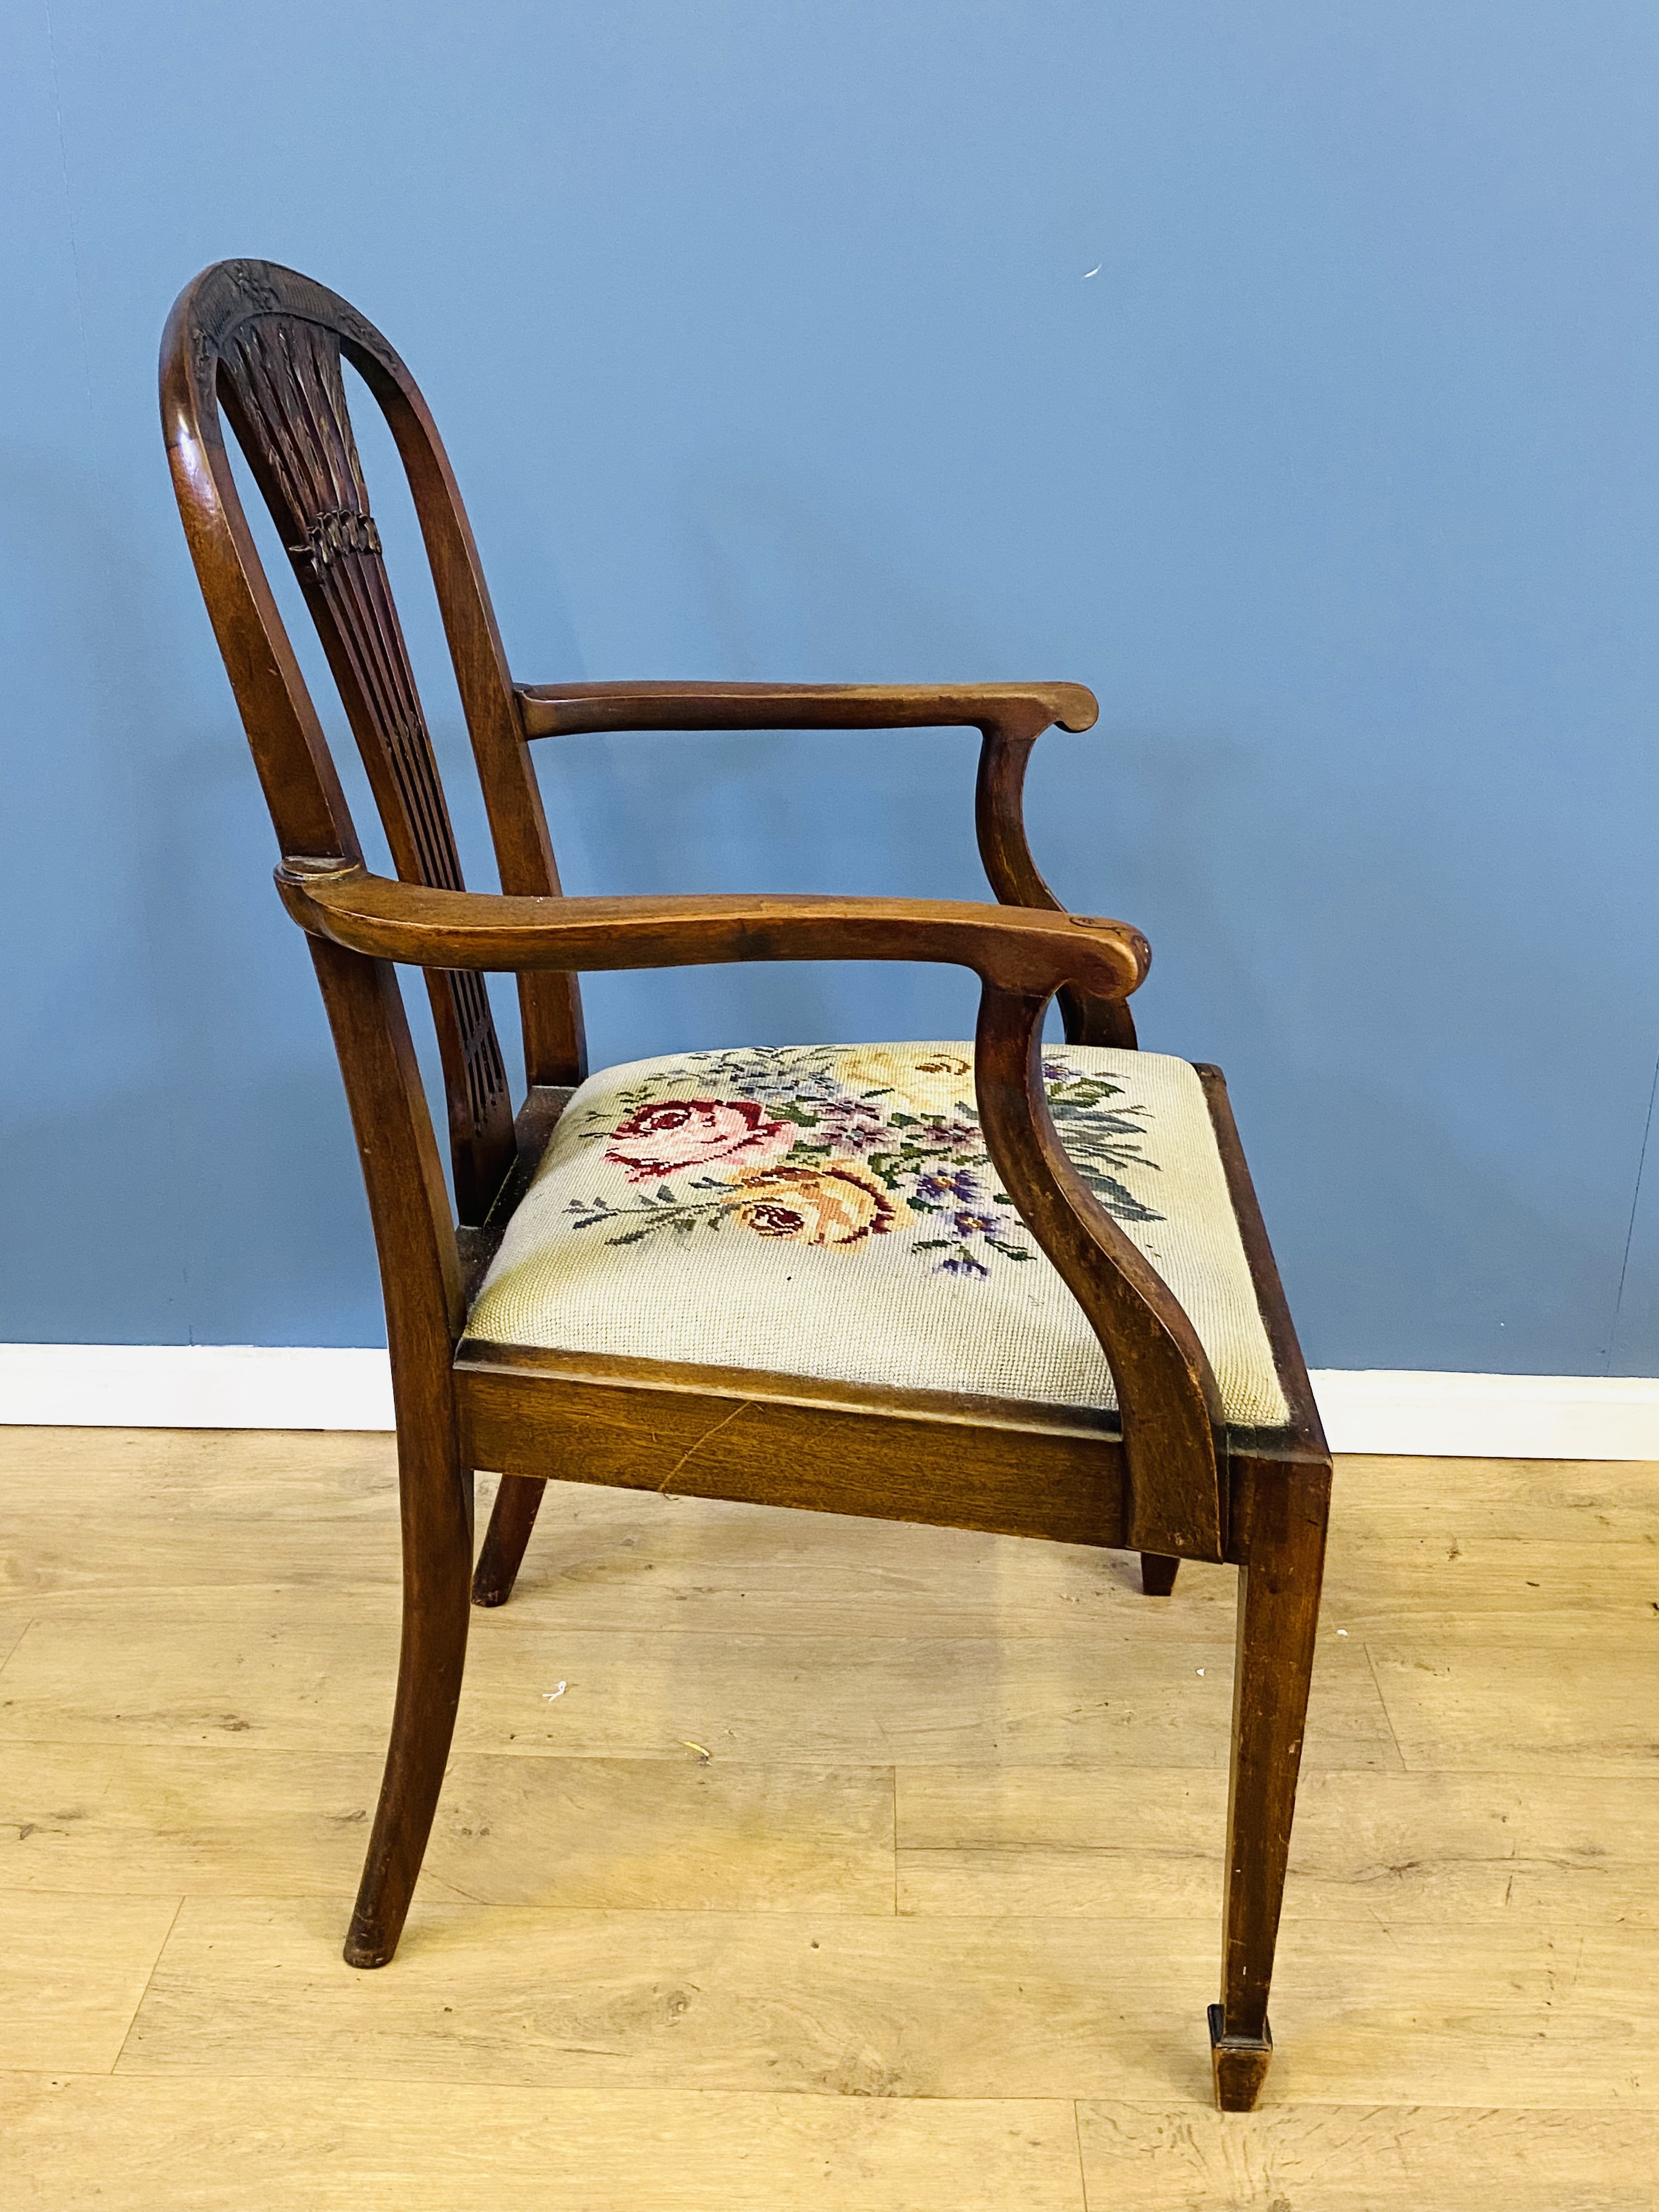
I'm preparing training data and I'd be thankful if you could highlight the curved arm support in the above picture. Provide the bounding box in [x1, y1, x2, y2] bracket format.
[977, 730, 1137, 1050]
[973, 985, 1227, 1561]
[274, 862, 1152, 1002]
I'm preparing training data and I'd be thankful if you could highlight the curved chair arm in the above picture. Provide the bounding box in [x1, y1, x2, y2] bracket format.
[276, 860, 1222, 1560]
[515, 677, 1132, 1049]
[274, 862, 1149, 1001]
[514, 679, 1099, 740]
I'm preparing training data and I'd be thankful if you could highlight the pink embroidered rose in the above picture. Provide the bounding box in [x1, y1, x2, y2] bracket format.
[604, 1098, 792, 1183]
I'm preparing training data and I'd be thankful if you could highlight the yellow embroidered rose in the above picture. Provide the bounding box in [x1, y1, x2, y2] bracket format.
[836, 1046, 974, 1117]
[724, 1159, 908, 1246]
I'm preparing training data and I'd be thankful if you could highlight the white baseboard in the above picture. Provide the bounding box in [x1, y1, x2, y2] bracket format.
[0, 1345, 396, 1434]
[2, 1345, 1657, 1458]
[1306, 1369, 1659, 1460]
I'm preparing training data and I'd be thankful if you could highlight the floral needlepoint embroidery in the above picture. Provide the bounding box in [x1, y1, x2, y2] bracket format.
[603, 1098, 791, 1183]
[725, 1160, 905, 1246]
[837, 1046, 973, 1116]
[564, 1043, 1164, 1278]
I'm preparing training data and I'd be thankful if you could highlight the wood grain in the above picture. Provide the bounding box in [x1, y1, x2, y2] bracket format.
[0, 1592, 1399, 1769]
[276, 861, 1152, 1003]
[2, 1430, 1656, 2195]
[1323, 1533, 1659, 1626]
[0, 1432, 1223, 1636]
[0, 1429, 402, 1599]
[0, 1890, 180, 2073]
[1261, 1922, 1659, 2106]
[1078, 2100, 1659, 2211]
[459, 1350, 1130, 1552]
[0, 1743, 895, 1912]
[515, 676, 1099, 738]
[1333, 1453, 1659, 1539]
[115, 1895, 1218, 2098]
[0, 1604, 33, 1672]
[16, 1432, 1647, 1636]
[898, 1767, 1659, 1925]
[116, 1898, 1659, 2106]
[2, 2073, 1088, 2212]
[1367, 1628, 1659, 1774]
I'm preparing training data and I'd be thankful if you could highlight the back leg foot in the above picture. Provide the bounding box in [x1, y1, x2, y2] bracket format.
[1140, 1551, 1180, 1596]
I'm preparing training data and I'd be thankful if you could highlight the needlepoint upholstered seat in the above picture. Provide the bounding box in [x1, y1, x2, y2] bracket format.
[162, 257, 1331, 2114]
[463, 1042, 1290, 1428]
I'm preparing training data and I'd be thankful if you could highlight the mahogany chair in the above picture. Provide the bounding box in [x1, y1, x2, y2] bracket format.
[160, 258, 1330, 2111]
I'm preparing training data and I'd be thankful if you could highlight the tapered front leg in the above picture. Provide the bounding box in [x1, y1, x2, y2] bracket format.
[1139, 1552, 1180, 1596]
[1211, 1455, 1331, 2109]
[472, 1473, 548, 1606]
[345, 1421, 474, 1968]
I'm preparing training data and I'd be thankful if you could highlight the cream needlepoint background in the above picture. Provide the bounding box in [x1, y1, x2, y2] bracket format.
[464, 1042, 1290, 1429]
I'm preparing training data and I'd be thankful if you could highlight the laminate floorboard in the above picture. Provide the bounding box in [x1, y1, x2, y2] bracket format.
[896, 1765, 1659, 1925]
[1077, 2100, 1658, 2210]
[0, 1596, 1399, 1767]
[2, 2073, 1086, 2211]
[0, 1888, 180, 2073]
[0, 1429, 1651, 2204]
[1, 1741, 896, 1910]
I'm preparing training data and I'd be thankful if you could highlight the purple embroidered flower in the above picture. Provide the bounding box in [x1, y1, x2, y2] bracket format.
[809, 1096, 889, 1155]
[919, 1119, 984, 1156]
[936, 1249, 990, 1278]
[951, 1210, 1002, 1239]
[914, 1166, 984, 1206]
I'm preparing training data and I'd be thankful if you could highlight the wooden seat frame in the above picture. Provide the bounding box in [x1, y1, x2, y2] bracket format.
[161, 258, 1330, 2111]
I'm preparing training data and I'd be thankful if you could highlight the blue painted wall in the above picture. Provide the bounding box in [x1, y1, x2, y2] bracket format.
[3, 2, 1656, 1370]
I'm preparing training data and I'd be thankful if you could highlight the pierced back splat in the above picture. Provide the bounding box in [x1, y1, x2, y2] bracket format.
[217, 315, 514, 1222]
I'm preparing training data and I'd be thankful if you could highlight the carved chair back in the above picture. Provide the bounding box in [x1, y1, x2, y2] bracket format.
[162, 259, 584, 1224]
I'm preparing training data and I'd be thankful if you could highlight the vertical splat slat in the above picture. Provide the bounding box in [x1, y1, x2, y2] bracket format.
[219, 315, 515, 1222]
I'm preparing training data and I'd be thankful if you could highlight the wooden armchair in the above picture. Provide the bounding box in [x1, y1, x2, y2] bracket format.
[160, 258, 1330, 2112]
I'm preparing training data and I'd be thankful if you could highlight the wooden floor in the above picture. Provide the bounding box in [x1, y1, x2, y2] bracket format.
[1, 1432, 1655, 2208]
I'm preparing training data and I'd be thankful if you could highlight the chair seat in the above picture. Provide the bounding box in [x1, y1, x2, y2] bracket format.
[464, 1041, 1290, 1429]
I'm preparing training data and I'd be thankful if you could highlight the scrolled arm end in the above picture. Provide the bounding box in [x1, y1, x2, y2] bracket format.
[1031, 914, 1150, 1003]
[1046, 684, 1099, 733]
